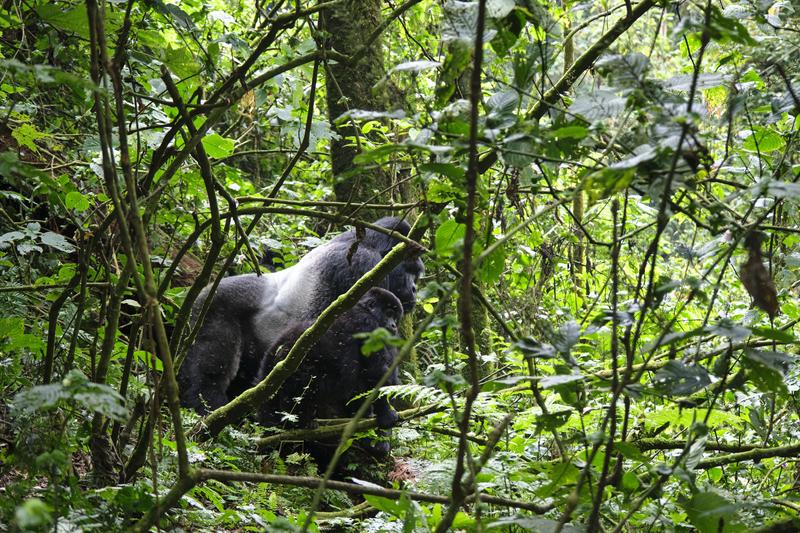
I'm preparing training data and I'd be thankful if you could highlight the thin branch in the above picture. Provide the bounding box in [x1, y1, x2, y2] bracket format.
[437, 1, 487, 530]
[349, 0, 422, 64]
[697, 442, 800, 470]
[198, 468, 552, 514]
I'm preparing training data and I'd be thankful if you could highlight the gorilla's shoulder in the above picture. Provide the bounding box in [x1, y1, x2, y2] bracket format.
[330, 218, 411, 247]
[203, 274, 273, 313]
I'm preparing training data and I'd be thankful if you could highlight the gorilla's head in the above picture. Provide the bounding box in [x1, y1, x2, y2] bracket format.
[368, 218, 425, 313]
[330, 217, 424, 313]
[368, 217, 412, 252]
[359, 287, 403, 334]
[386, 256, 423, 313]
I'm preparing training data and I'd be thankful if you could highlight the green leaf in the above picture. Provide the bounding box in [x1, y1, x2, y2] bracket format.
[653, 361, 711, 396]
[744, 349, 794, 373]
[743, 349, 792, 393]
[13, 370, 127, 421]
[353, 143, 406, 164]
[614, 441, 648, 462]
[743, 127, 785, 152]
[553, 321, 581, 356]
[477, 243, 505, 283]
[201, 133, 235, 159]
[36, 4, 91, 39]
[514, 337, 556, 359]
[765, 181, 800, 199]
[708, 7, 757, 46]
[420, 162, 465, 182]
[540, 374, 583, 389]
[355, 327, 400, 356]
[750, 327, 795, 343]
[363, 495, 405, 517]
[14, 498, 53, 530]
[11, 123, 49, 152]
[588, 167, 635, 197]
[488, 517, 583, 533]
[65, 191, 90, 212]
[435, 220, 466, 257]
[551, 125, 588, 140]
[622, 471, 640, 492]
[40, 231, 75, 253]
[391, 60, 441, 74]
[435, 40, 472, 106]
[683, 491, 744, 533]
[487, 0, 515, 18]
[490, 9, 525, 57]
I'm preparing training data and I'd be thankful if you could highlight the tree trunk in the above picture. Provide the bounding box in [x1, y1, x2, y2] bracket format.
[321, 0, 393, 211]
[321, 0, 417, 376]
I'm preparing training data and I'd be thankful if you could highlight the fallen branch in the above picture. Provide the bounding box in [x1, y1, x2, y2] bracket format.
[198, 468, 553, 514]
[255, 405, 441, 448]
[697, 442, 800, 470]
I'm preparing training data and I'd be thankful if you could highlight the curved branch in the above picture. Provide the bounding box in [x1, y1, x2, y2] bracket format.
[697, 442, 800, 470]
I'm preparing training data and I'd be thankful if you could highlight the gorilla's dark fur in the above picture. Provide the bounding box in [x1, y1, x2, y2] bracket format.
[178, 217, 423, 413]
[257, 287, 403, 433]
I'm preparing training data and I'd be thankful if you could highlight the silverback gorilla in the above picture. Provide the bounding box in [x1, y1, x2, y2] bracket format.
[257, 287, 403, 432]
[178, 217, 423, 414]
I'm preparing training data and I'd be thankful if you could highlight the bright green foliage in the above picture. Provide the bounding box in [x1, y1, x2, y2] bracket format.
[1, 0, 800, 531]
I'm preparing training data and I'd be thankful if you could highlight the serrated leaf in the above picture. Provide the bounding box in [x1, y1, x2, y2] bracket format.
[764, 181, 800, 199]
[609, 145, 657, 169]
[17, 242, 42, 255]
[683, 491, 743, 533]
[0, 230, 24, 246]
[750, 327, 795, 343]
[653, 361, 711, 396]
[12, 123, 49, 152]
[487, 0, 515, 18]
[569, 89, 628, 120]
[40, 231, 75, 253]
[13, 370, 126, 421]
[514, 337, 556, 359]
[707, 319, 750, 341]
[743, 128, 784, 153]
[744, 349, 794, 373]
[553, 321, 581, 355]
[664, 73, 729, 91]
[487, 90, 518, 114]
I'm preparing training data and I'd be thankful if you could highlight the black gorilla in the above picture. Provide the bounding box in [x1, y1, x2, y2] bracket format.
[257, 287, 403, 434]
[178, 217, 423, 413]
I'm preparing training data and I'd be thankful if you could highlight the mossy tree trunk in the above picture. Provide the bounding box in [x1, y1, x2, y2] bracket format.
[321, 0, 418, 376]
[321, 0, 394, 213]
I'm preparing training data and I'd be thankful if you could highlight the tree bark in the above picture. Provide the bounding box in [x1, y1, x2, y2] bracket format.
[321, 0, 394, 211]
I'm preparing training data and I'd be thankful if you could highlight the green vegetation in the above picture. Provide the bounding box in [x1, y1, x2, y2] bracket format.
[2, 0, 800, 531]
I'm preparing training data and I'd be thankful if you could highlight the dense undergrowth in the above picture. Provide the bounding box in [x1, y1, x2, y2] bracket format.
[2, 0, 800, 531]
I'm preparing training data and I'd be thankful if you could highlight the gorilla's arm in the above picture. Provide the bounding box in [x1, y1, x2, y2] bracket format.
[179, 217, 422, 416]
[178, 274, 273, 413]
